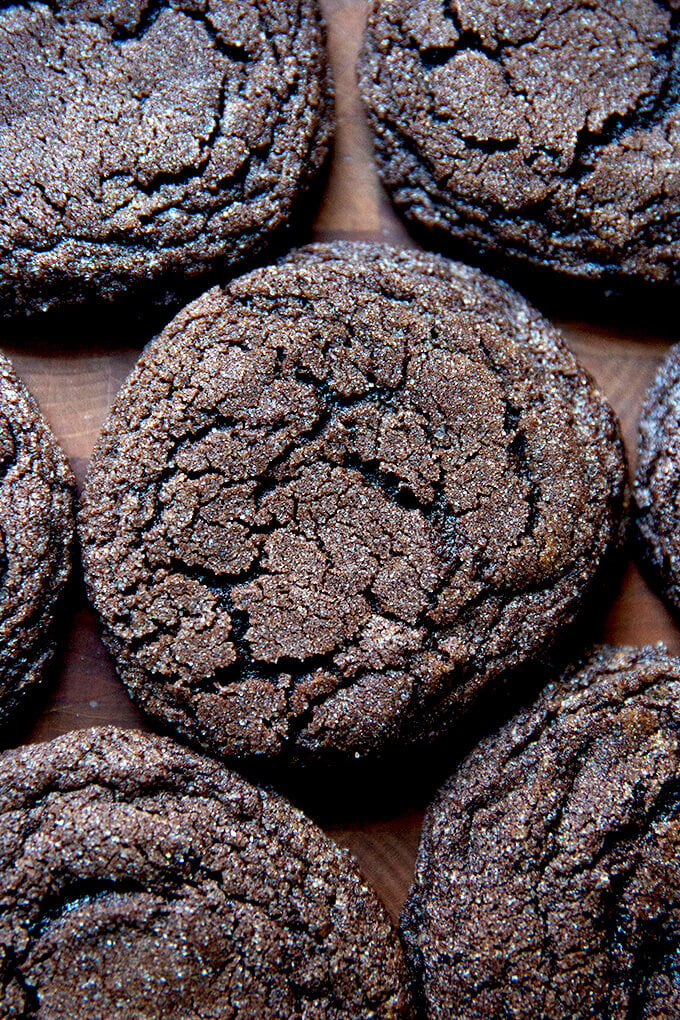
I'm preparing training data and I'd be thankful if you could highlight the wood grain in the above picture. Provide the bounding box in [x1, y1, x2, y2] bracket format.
[0, 0, 678, 923]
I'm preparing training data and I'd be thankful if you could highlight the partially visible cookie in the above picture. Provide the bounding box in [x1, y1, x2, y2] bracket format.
[80, 241, 626, 763]
[401, 645, 680, 1020]
[0, 0, 332, 317]
[359, 0, 680, 285]
[0, 353, 74, 730]
[635, 344, 680, 612]
[0, 726, 414, 1018]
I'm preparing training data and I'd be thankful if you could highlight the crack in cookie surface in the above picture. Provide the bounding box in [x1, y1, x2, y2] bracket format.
[635, 343, 680, 614]
[401, 645, 680, 1020]
[0, 353, 74, 728]
[0, 727, 414, 1018]
[80, 241, 626, 760]
[359, 0, 680, 284]
[0, 0, 332, 315]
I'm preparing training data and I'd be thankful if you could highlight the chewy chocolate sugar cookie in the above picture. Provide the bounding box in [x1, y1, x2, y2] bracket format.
[0, 353, 74, 731]
[636, 344, 680, 615]
[359, 1, 680, 285]
[0, 0, 332, 316]
[80, 242, 626, 762]
[0, 727, 414, 1018]
[401, 645, 680, 1019]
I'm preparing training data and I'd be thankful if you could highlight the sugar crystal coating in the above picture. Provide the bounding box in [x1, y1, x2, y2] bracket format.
[81, 242, 626, 761]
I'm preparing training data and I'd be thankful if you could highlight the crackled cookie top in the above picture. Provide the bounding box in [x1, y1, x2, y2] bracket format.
[401, 645, 680, 1019]
[359, 0, 680, 284]
[635, 343, 680, 612]
[0, 352, 74, 729]
[0, 0, 331, 315]
[0, 727, 414, 1018]
[80, 242, 626, 761]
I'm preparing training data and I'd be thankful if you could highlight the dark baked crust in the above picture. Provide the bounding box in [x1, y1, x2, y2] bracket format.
[0, 0, 332, 317]
[635, 343, 680, 612]
[359, 0, 680, 285]
[0, 352, 75, 729]
[401, 644, 680, 1019]
[80, 241, 626, 762]
[0, 726, 414, 1018]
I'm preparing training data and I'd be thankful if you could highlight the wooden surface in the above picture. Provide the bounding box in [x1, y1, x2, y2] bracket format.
[2, 0, 679, 923]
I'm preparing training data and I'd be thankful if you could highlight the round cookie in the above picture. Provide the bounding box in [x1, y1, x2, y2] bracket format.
[0, 352, 75, 730]
[0, 0, 332, 317]
[0, 726, 414, 1018]
[401, 645, 680, 1019]
[635, 343, 680, 613]
[80, 241, 627, 762]
[359, 1, 680, 285]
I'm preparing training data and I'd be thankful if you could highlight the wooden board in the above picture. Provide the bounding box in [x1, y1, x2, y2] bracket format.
[2, 0, 678, 924]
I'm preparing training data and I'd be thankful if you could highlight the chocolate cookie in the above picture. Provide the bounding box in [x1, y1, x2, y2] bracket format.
[359, 1, 680, 285]
[0, 353, 74, 730]
[0, 0, 332, 317]
[0, 726, 414, 1018]
[401, 645, 680, 1019]
[635, 344, 680, 613]
[80, 241, 626, 762]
